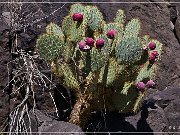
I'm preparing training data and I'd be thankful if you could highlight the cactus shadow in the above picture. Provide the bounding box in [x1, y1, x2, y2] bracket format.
[85, 101, 155, 134]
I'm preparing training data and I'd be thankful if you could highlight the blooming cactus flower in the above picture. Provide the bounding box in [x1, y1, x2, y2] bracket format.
[148, 42, 156, 50]
[79, 41, 86, 50]
[72, 13, 83, 22]
[149, 53, 156, 61]
[85, 37, 94, 47]
[95, 39, 105, 49]
[136, 82, 145, 90]
[106, 29, 117, 39]
[79, 41, 90, 52]
[146, 80, 155, 88]
[151, 50, 159, 57]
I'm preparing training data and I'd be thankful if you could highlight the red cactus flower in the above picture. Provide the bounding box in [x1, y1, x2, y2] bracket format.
[146, 80, 155, 88]
[106, 29, 117, 39]
[151, 50, 159, 57]
[95, 39, 105, 49]
[85, 37, 94, 47]
[148, 42, 156, 50]
[72, 13, 83, 22]
[136, 82, 145, 91]
[79, 41, 86, 50]
[149, 53, 156, 61]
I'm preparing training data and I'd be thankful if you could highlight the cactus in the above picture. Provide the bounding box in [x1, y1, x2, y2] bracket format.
[36, 4, 163, 128]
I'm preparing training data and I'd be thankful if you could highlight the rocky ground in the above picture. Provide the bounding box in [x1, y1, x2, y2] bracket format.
[0, 0, 180, 134]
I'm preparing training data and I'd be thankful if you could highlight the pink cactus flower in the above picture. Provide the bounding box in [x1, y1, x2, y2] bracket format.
[72, 13, 83, 22]
[95, 39, 105, 49]
[85, 37, 94, 47]
[151, 51, 159, 57]
[106, 29, 117, 39]
[78, 41, 90, 52]
[79, 41, 86, 50]
[148, 42, 156, 50]
[146, 80, 155, 88]
[136, 82, 145, 90]
[149, 53, 156, 61]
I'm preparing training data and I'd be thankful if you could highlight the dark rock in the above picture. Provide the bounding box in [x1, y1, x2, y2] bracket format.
[0, 30, 11, 131]
[33, 109, 84, 135]
[175, 17, 180, 43]
[164, 99, 180, 132]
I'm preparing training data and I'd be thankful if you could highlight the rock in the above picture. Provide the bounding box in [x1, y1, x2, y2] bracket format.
[34, 109, 84, 135]
[0, 29, 11, 131]
[164, 99, 180, 132]
[175, 17, 180, 43]
[39, 120, 84, 135]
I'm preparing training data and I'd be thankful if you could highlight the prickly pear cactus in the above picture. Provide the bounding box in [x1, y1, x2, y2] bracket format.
[36, 4, 163, 128]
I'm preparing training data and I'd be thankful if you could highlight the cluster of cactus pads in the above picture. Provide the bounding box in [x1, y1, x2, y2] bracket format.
[36, 4, 163, 127]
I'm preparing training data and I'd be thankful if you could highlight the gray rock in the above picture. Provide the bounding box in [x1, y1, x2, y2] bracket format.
[39, 120, 84, 135]
[125, 104, 169, 134]
[164, 99, 180, 132]
[25, 109, 84, 135]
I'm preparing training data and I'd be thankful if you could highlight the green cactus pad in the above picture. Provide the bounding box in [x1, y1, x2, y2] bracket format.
[85, 6, 104, 32]
[62, 15, 87, 42]
[116, 36, 143, 65]
[91, 47, 107, 72]
[61, 63, 79, 90]
[36, 34, 64, 61]
[69, 3, 86, 15]
[133, 93, 145, 112]
[46, 23, 64, 40]
[111, 82, 138, 112]
[114, 9, 126, 25]
[63, 41, 75, 63]
[98, 58, 125, 86]
[101, 23, 124, 56]
[123, 18, 141, 40]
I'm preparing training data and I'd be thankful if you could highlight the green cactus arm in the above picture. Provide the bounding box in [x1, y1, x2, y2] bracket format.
[69, 3, 86, 14]
[90, 47, 107, 72]
[36, 34, 64, 61]
[123, 18, 141, 40]
[133, 93, 145, 112]
[98, 58, 125, 86]
[111, 82, 138, 112]
[116, 19, 143, 65]
[60, 63, 79, 90]
[135, 39, 163, 83]
[62, 15, 87, 42]
[63, 41, 75, 63]
[101, 23, 124, 56]
[85, 5, 105, 32]
[116, 36, 143, 65]
[114, 9, 126, 25]
[46, 23, 64, 40]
